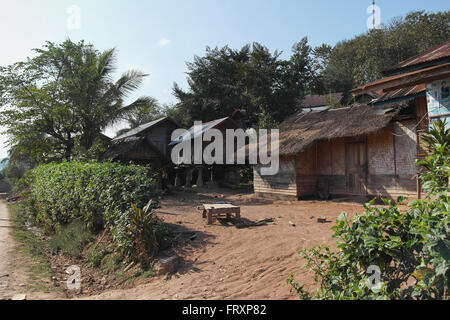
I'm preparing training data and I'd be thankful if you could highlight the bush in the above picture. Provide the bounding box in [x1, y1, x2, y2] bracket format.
[288, 120, 449, 300]
[23, 160, 161, 261]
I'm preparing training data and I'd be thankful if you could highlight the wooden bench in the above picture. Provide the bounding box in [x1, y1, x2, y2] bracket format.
[199, 204, 241, 225]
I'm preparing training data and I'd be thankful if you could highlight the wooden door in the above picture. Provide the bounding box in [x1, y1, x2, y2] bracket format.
[345, 142, 367, 195]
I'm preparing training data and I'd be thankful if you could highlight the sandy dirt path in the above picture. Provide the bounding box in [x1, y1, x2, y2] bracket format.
[0, 200, 15, 298]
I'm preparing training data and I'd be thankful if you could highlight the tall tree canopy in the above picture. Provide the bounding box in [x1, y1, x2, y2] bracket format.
[0, 39, 154, 161]
[171, 38, 315, 128]
[170, 11, 449, 128]
[114, 97, 164, 137]
[316, 10, 450, 97]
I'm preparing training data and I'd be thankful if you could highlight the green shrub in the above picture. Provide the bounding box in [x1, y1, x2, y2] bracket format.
[23, 160, 161, 261]
[49, 219, 93, 257]
[288, 120, 449, 300]
[87, 245, 111, 268]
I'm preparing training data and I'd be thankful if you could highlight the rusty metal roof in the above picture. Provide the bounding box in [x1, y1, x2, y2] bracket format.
[384, 41, 450, 75]
[373, 84, 426, 104]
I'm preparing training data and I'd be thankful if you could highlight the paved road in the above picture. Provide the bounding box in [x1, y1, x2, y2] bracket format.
[0, 200, 13, 298]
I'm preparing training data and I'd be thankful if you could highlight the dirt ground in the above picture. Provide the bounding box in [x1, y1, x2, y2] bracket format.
[82, 187, 365, 300]
[2, 188, 368, 300]
[0, 200, 58, 300]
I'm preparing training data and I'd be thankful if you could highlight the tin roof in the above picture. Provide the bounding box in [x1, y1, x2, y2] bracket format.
[383, 41, 450, 75]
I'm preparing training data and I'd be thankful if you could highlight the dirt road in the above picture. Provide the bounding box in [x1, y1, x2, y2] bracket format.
[0, 200, 15, 298]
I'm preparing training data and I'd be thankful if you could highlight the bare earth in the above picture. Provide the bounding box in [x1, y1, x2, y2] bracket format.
[84, 188, 364, 300]
[0, 200, 58, 300]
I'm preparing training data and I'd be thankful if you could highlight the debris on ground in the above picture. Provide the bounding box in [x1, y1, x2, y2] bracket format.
[154, 255, 180, 275]
[317, 216, 327, 223]
[235, 218, 274, 229]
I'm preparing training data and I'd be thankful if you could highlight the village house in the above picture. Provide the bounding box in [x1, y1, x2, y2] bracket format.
[102, 116, 180, 186]
[254, 41, 450, 200]
[169, 110, 247, 188]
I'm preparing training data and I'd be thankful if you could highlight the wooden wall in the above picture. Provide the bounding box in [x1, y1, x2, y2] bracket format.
[253, 156, 297, 199]
[296, 145, 317, 197]
[315, 138, 347, 195]
[253, 120, 418, 200]
[145, 120, 179, 158]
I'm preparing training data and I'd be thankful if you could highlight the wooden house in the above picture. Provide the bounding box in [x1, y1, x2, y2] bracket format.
[102, 116, 180, 169]
[254, 41, 450, 200]
[169, 111, 245, 187]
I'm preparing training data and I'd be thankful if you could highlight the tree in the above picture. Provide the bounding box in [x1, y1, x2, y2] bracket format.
[316, 10, 450, 97]
[115, 97, 163, 137]
[0, 39, 153, 161]
[171, 38, 315, 128]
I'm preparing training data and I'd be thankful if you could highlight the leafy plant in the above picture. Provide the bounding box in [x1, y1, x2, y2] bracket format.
[21, 160, 164, 263]
[127, 200, 160, 267]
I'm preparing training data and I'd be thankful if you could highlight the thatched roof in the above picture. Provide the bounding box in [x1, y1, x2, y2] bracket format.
[276, 102, 408, 156]
[301, 93, 344, 108]
[102, 136, 147, 160]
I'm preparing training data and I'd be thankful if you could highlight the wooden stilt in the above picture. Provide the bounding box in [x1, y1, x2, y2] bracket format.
[196, 167, 204, 187]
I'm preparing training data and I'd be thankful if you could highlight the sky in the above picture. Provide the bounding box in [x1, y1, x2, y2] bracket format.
[0, 0, 448, 158]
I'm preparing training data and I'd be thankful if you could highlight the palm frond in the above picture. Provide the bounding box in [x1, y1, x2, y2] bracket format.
[115, 70, 149, 98]
[97, 48, 116, 79]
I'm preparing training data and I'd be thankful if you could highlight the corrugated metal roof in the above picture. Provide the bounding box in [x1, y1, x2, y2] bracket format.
[373, 84, 426, 104]
[352, 62, 450, 94]
[113, 117, 169, 141]
[384, 41, 450, 75]
[169, 117, 229, 145]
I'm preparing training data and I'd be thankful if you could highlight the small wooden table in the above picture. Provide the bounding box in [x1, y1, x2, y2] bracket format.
[200, 204, 241, 225]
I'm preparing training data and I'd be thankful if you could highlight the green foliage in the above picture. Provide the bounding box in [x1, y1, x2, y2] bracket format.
[0, 39, 155, 161]
[126, 200, 160, 267]
[49, 219, 93, 257]
[317, 10, 450, 95]
[115, 97, 164, 137]
[86, 244, 111, 268]
[23, 161, 161, 262]
[288, 120, 450, 300]
[417, 120, 450, 193]
[172, 39, 314, 127]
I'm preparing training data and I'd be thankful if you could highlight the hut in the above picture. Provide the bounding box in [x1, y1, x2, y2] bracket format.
[253, 102, 418, 200]
[254, 40, 450, 200]
[102, 117, 180, 186]
[169, 111, 246, 187]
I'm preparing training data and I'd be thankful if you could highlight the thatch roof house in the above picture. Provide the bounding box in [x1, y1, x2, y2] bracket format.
[255, 40, 450, 200]
[254, 102, 418, 200]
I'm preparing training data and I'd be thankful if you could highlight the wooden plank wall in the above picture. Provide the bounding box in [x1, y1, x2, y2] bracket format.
[253, 156, 297, 198]
[296, 145, 317, 196]
[253, 120, 419, 200]
[316, 138, 347, 195]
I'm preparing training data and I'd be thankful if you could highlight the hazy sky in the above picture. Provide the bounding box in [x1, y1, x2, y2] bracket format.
[0, 0, 448, 158]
